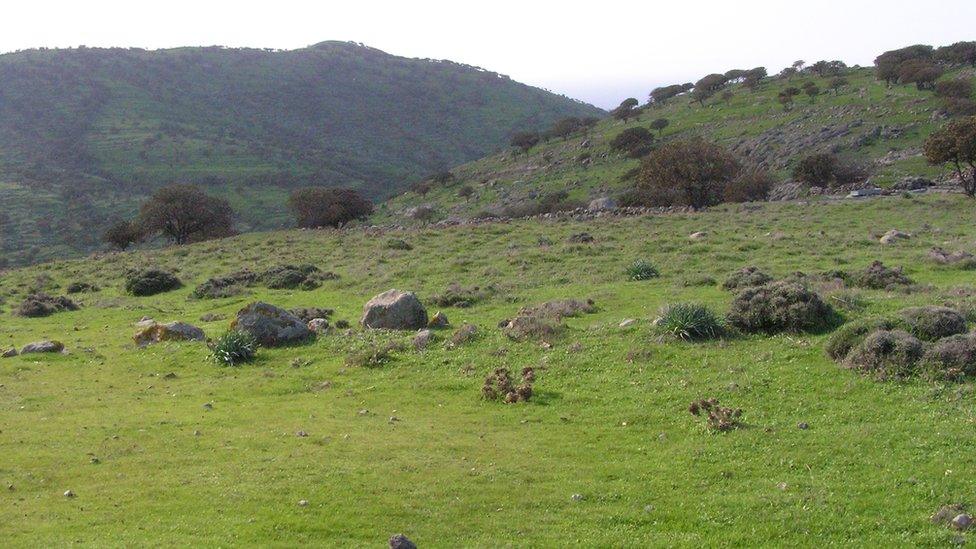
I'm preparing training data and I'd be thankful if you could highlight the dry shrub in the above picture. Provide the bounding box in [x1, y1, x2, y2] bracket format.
[726, 281, 837, 334]
[899, 306, 967, 341]
[430, 283, 492, 308]
[16, 293, 79, 317]
[345, 342, 405, 368]
[689, 398, 743, 432]
[923, 333, 976, 381]
[845, 329, 925, 380]
[501, 299, 595, 342]
[449, 324, 479, 347]
[722, 266, 773, 291]
[482, 367, 534, 403]
[848, 261, 913, 290]
[520, 299, 596, 320]
[825, 317, 904, 361]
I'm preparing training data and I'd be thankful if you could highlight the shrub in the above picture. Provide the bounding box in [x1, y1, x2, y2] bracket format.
[138, 185, 235, 245]
[125, 269, 182, 296]
[66, 282, 98, 294]
[899, 306, 968, 341]
[825, 317, 904, 361]
[260, 264, 321, 290]
[923, 116, 976, 196]
[430, 283, 491, 308]
[723, 168, 774, 203]
[102, 220, 143, 250]
[386, 238, 412, 251]
[657, 303, 723, 341]
[345, 342, 402, 368]
[191, 270, 257, 299]
[722, 266, 773, 291]
[626, 259, 660, 281]
[633, 138, 741, 209]
[792, 153, 868, 187]
[210, 331, 258, 366]
[922, 333, 976, 381]
[689, 398, 742, 432]
[848, 261, 913, 290]
[288, 187, 373, 228]
[449, 324, 479, 347]
[502, 315, 561, 342]
[16, 293, 79, 317]
[845, 329, 924, 380]
[482, 367, 534, 403]
[726, 281, 837, 334]
[289, 307, 334, 323]
[610, 127, 654, 158]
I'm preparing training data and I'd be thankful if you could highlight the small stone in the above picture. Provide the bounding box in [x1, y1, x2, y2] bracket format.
[296, 430, 308, 437]
[90, 457, 100, 464]
[797, 422, 809, 430]
[571, 493, 584, 501]
[307, 318, 330, 333]
[63, 490, 75, 498]
[428, 311, 450, 329]
[358, 409, 369, 416]
[203, 403, 213, 410]
[952, 514, 973, 531]
[413, 329, 433, 351]
[298, 499, 308, 507]
[777, 482, 788, 491]
[689, 231, 707, 240]
[879, 229, 911, 245]
[21, 340, 65, 354]
[163, 372, 177, 379]
[193, 430, 202, 436]
[389, 534, 417, 549]
[389, 416, 399, 423]
[619, 319, 636, 328]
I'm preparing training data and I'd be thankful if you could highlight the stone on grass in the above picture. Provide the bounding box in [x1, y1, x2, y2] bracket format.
[879, 230, 911, 244]
[1, 348, 17, 358]
[361, 290, 428, 330]
[231, 302, 312, 347]
[413, 329, 433, 351]
[952, 514, 973, 531]
[689, 231, 707, 240]
[307, 318, 330, 333]
[428, 311, 450, 329]
[133, 321, 206, 347]
[389, 534, 417, 549]
[619, 319, 636, 328]
[21, 341, 64, 354]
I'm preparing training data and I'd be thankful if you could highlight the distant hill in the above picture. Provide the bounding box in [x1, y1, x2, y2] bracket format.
[0, 41, 602, 266]
[378, 65, 976, 223]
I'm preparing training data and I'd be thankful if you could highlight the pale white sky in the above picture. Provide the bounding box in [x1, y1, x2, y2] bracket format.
[4, 0, 975, 108]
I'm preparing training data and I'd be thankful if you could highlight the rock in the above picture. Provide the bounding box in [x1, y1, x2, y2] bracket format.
[21, 341, 64, 354]
[231, 302, 312, 346]
[893, 176, 933, 191]
[928, 247, 974, 265]
[133, 321, 206, 346]
[879, 229, 911, 244]
[619, 319, 636, 328]
[389, 534, 417, 549]
[298, 499, 309, 507]
[427, 311, 449, 329]
[952, 514, 973, 531]
[307, 318, 330, 333]
[135, 317, 156, 328]
[587, 197, 617, 211]
[361, 290, 428, 330]
[1, 348, 17, 358]
[847, 187, 883, 198]
[63, 490, 75, 498]
[413, 329, 433, 351]
[571, 493, 584, 501]
[797, 422, 809, 430]
[689, 231, 707, 240]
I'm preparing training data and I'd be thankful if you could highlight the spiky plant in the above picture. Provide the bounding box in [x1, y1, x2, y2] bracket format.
[657, 303, 723, 341]
[626, 259, 660, 281]
[210, 330, 258, 366]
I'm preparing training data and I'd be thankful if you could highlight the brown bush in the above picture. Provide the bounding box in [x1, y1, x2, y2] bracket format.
[17, 294, 79, 317]
[899, 306, 967, 341]
[722, 266, 773, 291]
[845, 329, 925, 380]
[689, 398, 743, 432]
[848, 261, 913, 290]
[482, 367, 534, 403]
[726, 281, 837, 334]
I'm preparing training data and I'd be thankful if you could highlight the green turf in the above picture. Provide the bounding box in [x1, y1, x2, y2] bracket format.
[1, 193, 976, 545]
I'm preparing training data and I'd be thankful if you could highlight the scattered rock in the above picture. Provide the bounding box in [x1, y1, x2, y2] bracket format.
[1, 348, 17, 358]
[952, 514, 973, 531]
[21, 341, 64, 354]
[571, 493, 584, 501]
[307, 318, 330, 333]
[296, 430, 308, 437]
[449, 324, 478, 347]
[689, 231, 707, 240]
[933, 504, 967, 525]
[63, 490, 75, 498]
[928, 247, 975, 265]
[389, 534, 417, 549]
[361, 290, 428, 330]
[428, 311, 450, 329]
[231, 302, 312, 346]
[588, 197, 617, 211]
[797, 422, 809, 430]
[413, 329, 433, 351]
[298, 499, 309, 507]
[879, 229, 911, 244]
[619, 319, 636, 328]
[133, 321, 206, 346]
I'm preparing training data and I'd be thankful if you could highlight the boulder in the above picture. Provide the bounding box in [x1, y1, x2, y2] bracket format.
[428, 311, 450, 329]
[413, 329, 433, 351]
[21, 341, 64, 354]
[587, 197, 617, 211]
[133, 321, 206, 347]
[361, 290, 428, 330]
[1, 348, 17, 358]
[879, 229, 911, 244]
[307, 318, 330, 333]
[231, 302, 313, 346]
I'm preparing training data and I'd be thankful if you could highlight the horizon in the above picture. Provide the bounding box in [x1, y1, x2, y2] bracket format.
[5, 0, 975, 108]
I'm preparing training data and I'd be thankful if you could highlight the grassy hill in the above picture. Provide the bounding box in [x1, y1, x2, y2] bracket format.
[0, 42, 601, 266]
[2, 193, 976, 545]
[377, 66, 976, 223]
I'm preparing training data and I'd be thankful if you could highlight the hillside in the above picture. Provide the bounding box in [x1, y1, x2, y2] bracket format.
[0, 41, 601, 266]
[2, 194, 976, 544]
[378, 66, 976, 223]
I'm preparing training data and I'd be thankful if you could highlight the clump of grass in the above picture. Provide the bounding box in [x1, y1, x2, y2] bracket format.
[689, 398, 742, 432]
[125, 269, 182, 296]
[345, 342, 404, 368]
[430, 282, 492, 308]
[482, 367, 534, 403]
[922, 333, 976, 382]
[626, 259, 660, 281]
[656, 303, 723, 340]
[210, 331, 258, 366]
[726, 281, 838, 334]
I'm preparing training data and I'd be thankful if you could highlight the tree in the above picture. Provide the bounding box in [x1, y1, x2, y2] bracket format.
[897, 59, 943, 90]
[778, 87, 801, 110]
[803, 83, 820, 102]
[936, 79, 973, 100]
[792, 60, 806, 72]
[287, 187, 374, 228]
[874, 44, 934, 85]
[650, 118, 670, 136]
[828, 77, 849, 95]
[810, 60, 847, 77]
[510, 131, 540, 153]
[609, 127, 655, 158]
[611, 98, 640, 122]
[791, 153, 867, 187]
[137, 185, 234, 245]
[691, 74, 729, 106]
[544, 117, 584, 139]
[102, 220, 142, 250]
[650, 84, 684, 105]
[721, 90, 735, 104]
[743, 67, 767, 90]
[936, 41, 976, 67]
[924, 116, 976, 197]
[635, 138, 741, 209]
[724, 69, 748, 82]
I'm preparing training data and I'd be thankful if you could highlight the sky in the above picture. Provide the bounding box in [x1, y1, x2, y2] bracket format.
[4, 0, 975, 108]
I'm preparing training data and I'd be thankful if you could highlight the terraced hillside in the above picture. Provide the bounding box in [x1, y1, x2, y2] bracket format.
[3, 193, 976, 545]
[378, 66, 976, 223]
[0, 41, 601, 266]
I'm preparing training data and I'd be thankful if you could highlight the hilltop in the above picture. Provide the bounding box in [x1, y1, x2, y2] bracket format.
[2, 193, 976, 544]
[378, 65, 976, 223]
[0, 41, 601, 266]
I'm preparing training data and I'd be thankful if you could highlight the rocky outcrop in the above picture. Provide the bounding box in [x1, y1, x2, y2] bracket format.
[231, 302, 313, 346]
[361, 290, 428, 330]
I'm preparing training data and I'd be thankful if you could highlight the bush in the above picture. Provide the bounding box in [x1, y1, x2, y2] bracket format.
[899, 306, 967, 341]
[922, 333, 976, 381]
[191, 270, 257, 299]
[430, 283, 491, 308]
[722, 266, 773, 291]
[138, 185, 235, 245]
[689, 398, 742, 432]
[792, 153, 867, 187]
[723, 168, 774, 203]
[260, 264, 321, 290]
[633, 138, 741, 209]
[482, 367, 534, 403]
[848, 261, 913, 290]
[125, 269, 182, 296]
[16, 293, 79, 317]
[288, 187, 373, 228]
[66, 282, 98, 294]
[610, 127, 654, 158]
[824, 317, 904, 361]
[210, 331, 258, 366]
[845, 329, 924, 380]
[657, 303, 723, 340]
[449, 324, 479, 347]
[345, 342, 402, 368]
[726, 281, 837, 334]
[386, 238, 412, 250]
[626, 259, 660, 281]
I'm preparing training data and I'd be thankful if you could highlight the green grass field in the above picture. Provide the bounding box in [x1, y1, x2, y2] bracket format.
[2, 193, 976, 545]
